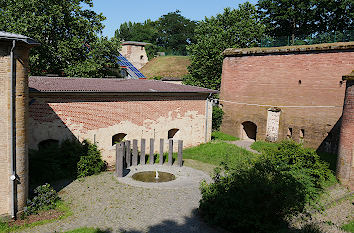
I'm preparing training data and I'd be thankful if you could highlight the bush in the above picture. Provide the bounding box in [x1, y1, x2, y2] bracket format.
[77, 141, 106, 178]
[212, 106, 223, 131]
[29, 139, 106, 185]
[264, 140, 333, 190]
[23, 184, 59, 216]
[199, 141, 334, 232]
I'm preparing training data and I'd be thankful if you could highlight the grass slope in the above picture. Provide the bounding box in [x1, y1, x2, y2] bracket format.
[211, 131, 239, 141]
[183, 141, 256, 167]
[140, 56, 190, 78]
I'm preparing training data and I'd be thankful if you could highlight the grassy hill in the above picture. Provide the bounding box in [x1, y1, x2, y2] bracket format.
[140, 56, 190, 78]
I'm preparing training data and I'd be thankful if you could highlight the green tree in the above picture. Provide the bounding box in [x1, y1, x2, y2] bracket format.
[258, 0, 353, 42]
[186, 2, 265, 90]
[65, 37, 121, 78]
[156, 10, 197, 55]
[115, 11, 196, 56]
[0, 0, 120, 77]
[115, 20, 159, 43]
[258, 0, 315, 42]
[314, 0, 353, 33]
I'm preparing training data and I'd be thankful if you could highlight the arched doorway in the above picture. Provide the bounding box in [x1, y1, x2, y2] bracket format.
[241, 121, 257, 141]
[38, 139, 59, 150]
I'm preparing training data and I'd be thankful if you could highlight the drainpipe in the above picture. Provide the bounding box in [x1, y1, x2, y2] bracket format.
[205, 94, 211, 142]
[10, 40, 17, 219]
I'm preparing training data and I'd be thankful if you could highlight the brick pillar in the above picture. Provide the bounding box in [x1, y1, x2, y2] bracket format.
[0, 40, 33, 217]
[337, 71, 354, 190]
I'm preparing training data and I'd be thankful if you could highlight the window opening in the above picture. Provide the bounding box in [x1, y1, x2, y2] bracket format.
[112, 133, 127, 145]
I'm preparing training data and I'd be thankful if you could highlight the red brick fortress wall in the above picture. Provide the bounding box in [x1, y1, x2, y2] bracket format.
[337, 73, 354, 190]
[220, 42, 354, 152]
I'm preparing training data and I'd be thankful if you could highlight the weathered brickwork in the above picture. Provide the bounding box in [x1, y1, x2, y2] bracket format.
[0, 42, 11, 217]
[337, 73, 354, 190]
[220, 43, 354, 153]
[29, 94, 212, 165]
[120, 43, 149, 69]
[0, 42, 29, 217]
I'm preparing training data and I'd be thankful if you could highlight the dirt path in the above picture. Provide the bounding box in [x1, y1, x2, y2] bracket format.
[227, 140, 259, 154]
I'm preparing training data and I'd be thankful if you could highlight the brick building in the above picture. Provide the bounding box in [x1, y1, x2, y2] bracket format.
[120, 41, 150, 70]
[220, 42, 354, 154]
[28, 77, 216, 165]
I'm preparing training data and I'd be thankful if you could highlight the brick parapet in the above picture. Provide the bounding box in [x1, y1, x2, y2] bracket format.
[223, 42, 354, 57]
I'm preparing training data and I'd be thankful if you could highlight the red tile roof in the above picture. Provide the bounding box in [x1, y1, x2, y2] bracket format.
[29, 76, 218, 94]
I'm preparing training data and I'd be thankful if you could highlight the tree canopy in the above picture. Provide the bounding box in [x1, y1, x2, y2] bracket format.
[185, 3, 265, 90]
[115, 20, 159, 44]
[258, 0, 353, 40]
[0, 0, 121, 78]
[115, 10, 196, 55]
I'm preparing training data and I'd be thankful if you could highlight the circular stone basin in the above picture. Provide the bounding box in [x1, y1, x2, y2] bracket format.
[132, 171, 176, 183]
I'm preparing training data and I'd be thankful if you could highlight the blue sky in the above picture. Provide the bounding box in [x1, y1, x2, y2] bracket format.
[89, 0, 257, 38]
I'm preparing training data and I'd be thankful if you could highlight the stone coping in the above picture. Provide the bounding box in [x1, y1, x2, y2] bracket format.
[116, 164, 212, 189]
[343, 70, 354, 81]
[223, 42, 354, 57]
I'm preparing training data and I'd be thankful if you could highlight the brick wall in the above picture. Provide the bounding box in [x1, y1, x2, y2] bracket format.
[0, 42, 29, 217]
[0, 42, 11, 216]
[120, 44, 149, 69]
[337, 77, 354, 190]
[29, 94, 212, 165]
[220, 44, 354, 152]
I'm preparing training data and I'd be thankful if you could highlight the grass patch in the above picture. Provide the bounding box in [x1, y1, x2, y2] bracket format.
[0, 200, 71, 233]
[342, 220, 354, 232]
[251, 140, 279, 153]
[183, 141, 256, 167]
[211, 131, 238, 141]
[64, 227, 110, 233]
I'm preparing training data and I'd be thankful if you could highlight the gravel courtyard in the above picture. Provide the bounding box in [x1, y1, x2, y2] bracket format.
[20, 164, 219, 233]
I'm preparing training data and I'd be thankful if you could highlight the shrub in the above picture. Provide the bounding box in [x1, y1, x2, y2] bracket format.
[212, 106, 224, 131]
[263, 140, 333, 190]
[77, 141, 106, 178]
[29, 139, 106, 185]
[23, 184, 59, 216]
[199, 140, 334, 232]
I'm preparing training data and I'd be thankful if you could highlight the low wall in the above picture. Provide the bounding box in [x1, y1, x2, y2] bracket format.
[29, 94, 212, 165]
